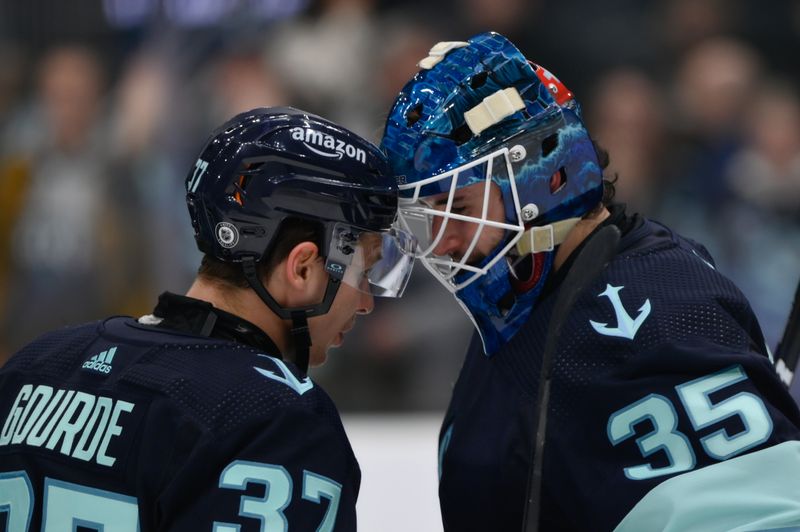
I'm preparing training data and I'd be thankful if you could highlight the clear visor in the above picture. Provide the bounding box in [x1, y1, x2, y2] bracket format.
[325, 224, 417, 298]
[397, 147, 525, 293]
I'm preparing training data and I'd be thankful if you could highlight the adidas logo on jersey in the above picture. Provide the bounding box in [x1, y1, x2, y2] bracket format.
[82, 347, 117, 374]
[290, 127, 367, 163]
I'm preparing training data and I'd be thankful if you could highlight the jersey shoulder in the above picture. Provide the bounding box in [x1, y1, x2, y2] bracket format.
[106, 317, 344, 435]
[597, 216, 764, 355]
[2, 317, 345, 437]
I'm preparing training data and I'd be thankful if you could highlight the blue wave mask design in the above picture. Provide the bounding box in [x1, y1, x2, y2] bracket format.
[453, 245, 554, 354]
[382, 32, 603, 355]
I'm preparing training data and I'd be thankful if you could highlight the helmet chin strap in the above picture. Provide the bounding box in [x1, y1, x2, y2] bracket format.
[241, 256, 339, 374]
[514, 217, 582, 255]
[289, 310, 311, 375]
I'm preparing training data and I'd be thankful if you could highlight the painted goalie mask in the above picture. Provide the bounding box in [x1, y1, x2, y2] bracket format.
[380, 32, 603, 354]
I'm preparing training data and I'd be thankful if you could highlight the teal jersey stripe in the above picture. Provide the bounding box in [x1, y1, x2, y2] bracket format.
[614, 440, 800, 532]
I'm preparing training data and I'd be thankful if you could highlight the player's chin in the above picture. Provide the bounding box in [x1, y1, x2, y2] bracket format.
[313, 333, 345, 365]
[332, 330, 347, 348]
[309, 349, 329, 368]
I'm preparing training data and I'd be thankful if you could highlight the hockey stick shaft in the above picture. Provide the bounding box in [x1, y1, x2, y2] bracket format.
[522, 224, 621, 532]
[776, 277, 800, 384]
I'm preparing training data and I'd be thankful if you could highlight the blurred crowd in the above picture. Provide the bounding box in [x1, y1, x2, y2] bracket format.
[1, 0, 799, 411]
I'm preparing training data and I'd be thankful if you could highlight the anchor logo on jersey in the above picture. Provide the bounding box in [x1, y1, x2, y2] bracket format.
[254, 355, 314, 395]
[589, 284, 651, 340]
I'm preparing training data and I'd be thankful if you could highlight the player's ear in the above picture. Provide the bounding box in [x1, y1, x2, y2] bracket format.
[284, 241, 324, 288]
[263, 241, 327, 308]
[282, 241, 328, 306]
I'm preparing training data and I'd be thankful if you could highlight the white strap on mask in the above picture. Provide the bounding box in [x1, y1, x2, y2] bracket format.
[515, 217, 582, 255]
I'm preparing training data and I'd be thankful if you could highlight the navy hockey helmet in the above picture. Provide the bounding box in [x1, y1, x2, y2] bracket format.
[187, 107, 415, 368]
[380, 33, 603, 354]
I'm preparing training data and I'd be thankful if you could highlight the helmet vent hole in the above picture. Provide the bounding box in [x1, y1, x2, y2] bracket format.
[542, 134, 559, 157]
[241, 161, 265, 175]
[470, 71, 489, 89]
[406, 104, 424, 126]
[549, 167, 567, 194]
[226, 174, 253, 206]
[451, 124, 473, 145]
[225, 175, 251, 192]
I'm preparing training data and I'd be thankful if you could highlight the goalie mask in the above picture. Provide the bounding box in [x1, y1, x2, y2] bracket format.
[381, 32, 603, 354]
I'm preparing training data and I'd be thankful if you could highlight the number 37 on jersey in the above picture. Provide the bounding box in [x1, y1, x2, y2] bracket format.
[1, 459, 342, 531]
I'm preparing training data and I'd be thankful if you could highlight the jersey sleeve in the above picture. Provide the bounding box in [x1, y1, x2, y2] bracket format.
[546, 338, 800, 531]
[613, 440, 800, 531]
[153, 405, 359, 532]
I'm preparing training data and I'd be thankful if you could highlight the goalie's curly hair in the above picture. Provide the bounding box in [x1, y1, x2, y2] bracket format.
[590, 141, 618, 216]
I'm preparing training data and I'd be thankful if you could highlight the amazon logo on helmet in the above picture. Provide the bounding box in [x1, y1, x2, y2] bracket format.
[289, 127, 368, 163]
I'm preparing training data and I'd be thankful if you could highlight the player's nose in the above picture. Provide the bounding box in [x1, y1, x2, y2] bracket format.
[357, 276, 374, 315]
[430, 216, 464, 258]
[357, 291, 374, 315]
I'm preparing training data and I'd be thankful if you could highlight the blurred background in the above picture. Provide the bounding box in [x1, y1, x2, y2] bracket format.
[0, 0, 798, 528]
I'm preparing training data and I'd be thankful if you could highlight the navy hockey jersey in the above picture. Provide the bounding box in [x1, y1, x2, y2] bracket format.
[438, 209, 800, 531]
[0, 312, 359, 531]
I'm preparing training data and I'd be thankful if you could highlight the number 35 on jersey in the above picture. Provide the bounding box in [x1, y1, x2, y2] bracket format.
[608, 365, 773, 480]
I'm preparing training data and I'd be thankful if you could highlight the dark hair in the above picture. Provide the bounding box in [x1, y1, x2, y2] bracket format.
[198, 217, 325, 287]
[592, 140, 617, 210]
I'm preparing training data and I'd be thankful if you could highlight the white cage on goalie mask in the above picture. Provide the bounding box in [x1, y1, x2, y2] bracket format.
[396, 146, 526, 293]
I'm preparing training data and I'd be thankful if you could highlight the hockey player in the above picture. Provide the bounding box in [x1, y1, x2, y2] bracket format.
[381, 33, 800, 531]
[0, 107, 415, 530]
